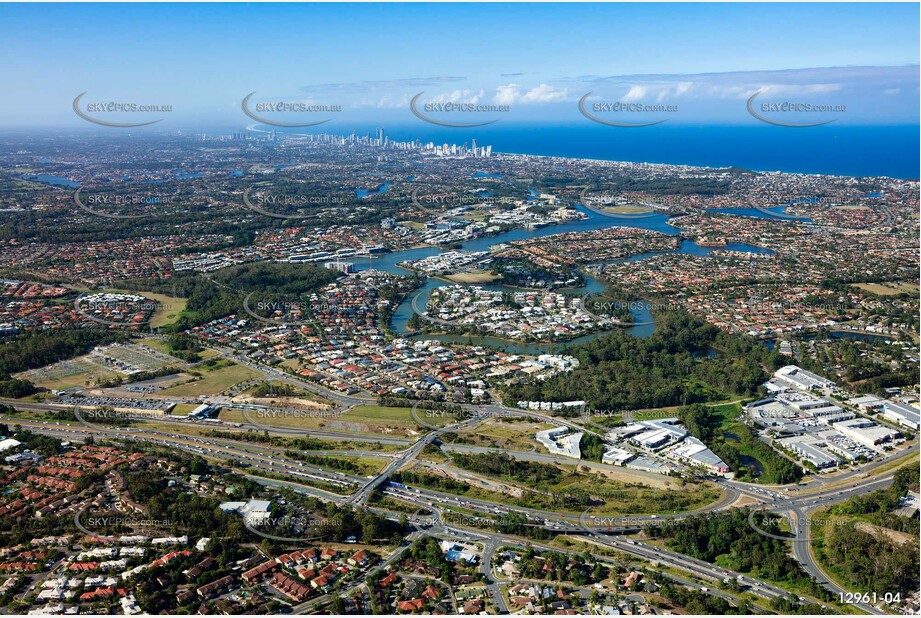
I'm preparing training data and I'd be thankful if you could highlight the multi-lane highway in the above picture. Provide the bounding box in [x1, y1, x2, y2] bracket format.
[3, 395, 915, 615]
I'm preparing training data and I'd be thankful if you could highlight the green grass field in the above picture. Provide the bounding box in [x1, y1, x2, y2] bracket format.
[548, 469, 723, 516]
[853, 281, 919, 296]
[139, 337, 219, 360]
[218, 403, 438, 435]
[158, 363, 262, 396]
[602, 204, 654, 214]
[345, 404, 455, 430]
[344, 405, 416, 422]
[102, 288, 188, 328]
[433, 455, 724, 516]
[449, 420, 552, 451]
[217, 407, 332, 430]
[292, 454, 388, 476]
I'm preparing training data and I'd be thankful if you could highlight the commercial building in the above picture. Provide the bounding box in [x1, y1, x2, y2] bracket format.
[219, 499, 272, 525]
[666, 437, 731, 473]
[832, 418, 900, 449]
[880, 402, 920, 431]
[608, 419, 729, 474]
[774, 365, 836, 392]
[822, 432, 877, 461]
[0, 438, 22, 453]
[779, 436, 839, 469]
[848, 395, 885, 411]
[535, 427, 583, 459]
[601, 446, 635, 466]
[188, 404, 220, 420]
[749, 394, 854, 426]
[439, 540, 478, 564]
[628, 428, 667, 449]
[894, 492, 920, 518]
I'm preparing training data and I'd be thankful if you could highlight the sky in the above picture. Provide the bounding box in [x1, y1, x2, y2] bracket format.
[0, 3, 918, 128]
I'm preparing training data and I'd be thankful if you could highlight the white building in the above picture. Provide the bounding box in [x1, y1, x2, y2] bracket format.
[151, 535, 187, 546]
[774, 365, 836, 392]
[779, 436, 840, 470]
[219, 499, 272, 525]
[665, 436, 731, 473]
[832, 418, 900, 449]
[0, 438, 22, 453]
[601, 446, 635, 466]
[848, 395, 884, 411]
[535, 427, 582, 459]
[120, 595, 142, 615]
[880, 402, 920, 431]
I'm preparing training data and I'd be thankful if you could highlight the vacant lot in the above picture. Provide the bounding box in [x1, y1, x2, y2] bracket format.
[219, 403, 438, 436]
[448, 419, 552, 451]
[344, 404, 449, 434]
[550, 467, 723, 515]
[139, 337, 219, 359]
[602, 204, 654, 214]
[232, 381, 334, 410]
[159, 363, 262, 396]
[444, 271, 501, 284]
[853, 282, 919, 296]
[218, 407, 341, 430]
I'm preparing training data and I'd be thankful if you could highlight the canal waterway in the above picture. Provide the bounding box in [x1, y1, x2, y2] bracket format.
[354, 204, 780, 353]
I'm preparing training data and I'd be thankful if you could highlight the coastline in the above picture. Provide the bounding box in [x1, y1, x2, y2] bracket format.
[244, 123, 919, 181]
[493, 147, 917, 181]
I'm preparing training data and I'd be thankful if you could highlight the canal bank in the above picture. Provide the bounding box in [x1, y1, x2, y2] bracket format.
[356, 204, 778, 352]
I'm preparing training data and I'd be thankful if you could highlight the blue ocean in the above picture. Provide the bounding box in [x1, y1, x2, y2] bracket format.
[281, 124, 920, 180]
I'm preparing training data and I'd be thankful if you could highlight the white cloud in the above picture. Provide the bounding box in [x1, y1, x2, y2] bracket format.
[428, 89, 485, 105]
[565, 66, 918, 103]
[493, 84, 521, 105]
[622, 86, 648, 102]
[519, 83, 570, 103]
[349, 93, 411, 109]
[671, 81, 693, 98]
[754, 83, 843, 98]
[492, 83, 570, 105]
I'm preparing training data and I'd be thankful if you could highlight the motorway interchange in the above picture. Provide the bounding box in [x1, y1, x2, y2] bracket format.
[3, 388, 914, 616]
